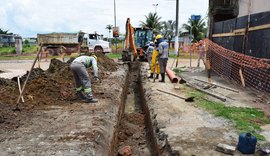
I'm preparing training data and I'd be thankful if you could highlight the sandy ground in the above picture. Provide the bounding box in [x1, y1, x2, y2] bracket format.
[0, 60, 50, 79]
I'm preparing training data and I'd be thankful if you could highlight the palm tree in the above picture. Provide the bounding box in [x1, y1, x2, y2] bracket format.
[105, 24, 113, 39]
[0, 28, 9, 34]
[140, 12, 162, 34]
[182, 18, 206, 42]
[161, 20, 176, 48]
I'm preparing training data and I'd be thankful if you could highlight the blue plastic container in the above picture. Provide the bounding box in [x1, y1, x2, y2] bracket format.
[237, 133, 257, 154]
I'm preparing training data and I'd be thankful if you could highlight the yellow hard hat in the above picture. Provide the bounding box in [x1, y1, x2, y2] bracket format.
[155, 34, 163, 40]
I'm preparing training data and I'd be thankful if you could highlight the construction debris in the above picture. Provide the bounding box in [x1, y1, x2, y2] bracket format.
[118, 146, 132, 156]
[186, 82, 226, 102]
[216, 143, 236, 155]
[156, 89, 195, 102]
[194, 78, 239, 93]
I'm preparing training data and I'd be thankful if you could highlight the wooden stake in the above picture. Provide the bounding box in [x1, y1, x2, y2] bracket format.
[239, 68, 245, 87]
[206, 59, 212, 83]
[17, 76, 24, 103]
[16, 45, 43, 106]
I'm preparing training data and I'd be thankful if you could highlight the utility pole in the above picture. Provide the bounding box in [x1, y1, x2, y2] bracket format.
[175, 0, 180, 67]
[114, 0, 117, 53]
[175, 0, 179, 55]
[114, 0, 116, 29]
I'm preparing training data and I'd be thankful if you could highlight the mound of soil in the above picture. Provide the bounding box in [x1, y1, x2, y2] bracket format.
[0, 54, 118, 132]
[11, 68, 45, 83]
[95, 53, 117, 72]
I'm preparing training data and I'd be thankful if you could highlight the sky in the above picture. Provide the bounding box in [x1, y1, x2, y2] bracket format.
[0, 0, 209, 38]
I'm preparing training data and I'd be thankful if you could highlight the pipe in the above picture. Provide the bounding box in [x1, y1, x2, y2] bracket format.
[165, 67, 178, 83]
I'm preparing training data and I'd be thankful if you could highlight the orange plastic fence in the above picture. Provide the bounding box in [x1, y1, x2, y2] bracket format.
[206, 39, 270, 93]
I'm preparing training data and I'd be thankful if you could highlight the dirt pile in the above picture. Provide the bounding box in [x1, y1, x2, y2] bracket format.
[95, 53, 117, 72]
[0, 54, 117, 106]
[0, 54, 118, 132]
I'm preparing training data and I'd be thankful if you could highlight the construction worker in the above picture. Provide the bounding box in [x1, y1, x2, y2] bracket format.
[70, 55, 99, 103]
[156, 34, 169, 82]
[197, 40, 206, 67]
[148, 36, 162, 79]
[146, 42, 154, 68]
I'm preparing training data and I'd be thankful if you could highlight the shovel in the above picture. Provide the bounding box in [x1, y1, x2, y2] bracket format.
[156, 89, 195, 102]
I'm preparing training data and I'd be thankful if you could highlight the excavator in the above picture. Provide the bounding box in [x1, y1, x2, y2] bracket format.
[122, 18, 154, 61]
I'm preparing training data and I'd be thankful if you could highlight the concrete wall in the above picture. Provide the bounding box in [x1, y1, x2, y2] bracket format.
[238, 0, 270, 17]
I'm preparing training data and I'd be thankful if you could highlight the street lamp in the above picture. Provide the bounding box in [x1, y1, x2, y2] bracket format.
[152, 3, 158, 13]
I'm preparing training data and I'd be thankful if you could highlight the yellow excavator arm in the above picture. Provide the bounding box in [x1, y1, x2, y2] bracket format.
[122, 18, 137, 61]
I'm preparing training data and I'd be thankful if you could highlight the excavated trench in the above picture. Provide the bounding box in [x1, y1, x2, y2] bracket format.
[111, 61, 159, 155]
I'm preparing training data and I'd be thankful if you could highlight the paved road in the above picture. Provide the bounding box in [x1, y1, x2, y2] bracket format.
[0, 60, 50, 79]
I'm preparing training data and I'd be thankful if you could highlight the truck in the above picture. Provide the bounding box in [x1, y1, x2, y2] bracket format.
[37, 32, 111, 56]
[81, 33, 111, 53]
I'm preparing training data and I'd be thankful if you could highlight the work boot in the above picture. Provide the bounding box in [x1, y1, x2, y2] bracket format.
[159, 73, 165, 83]
[155, 74, 159, 79]
[148, 73, 154, 79]
[76, 91, 86, 100]
[85, 92, 98, 103]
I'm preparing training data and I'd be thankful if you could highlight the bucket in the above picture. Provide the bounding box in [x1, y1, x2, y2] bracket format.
[237, 132, 257, 154]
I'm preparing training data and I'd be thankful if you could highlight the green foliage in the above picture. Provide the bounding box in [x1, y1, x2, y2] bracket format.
[106, 24, 113, 38]
[182, 17, 207, 42]
[188, 91, 270, 140]
[0, 45, 37, 55]
[0, 46, 16, 55]
[140, 12, 162, 34]
[22, 45, 38, 53]
[161, 20, 175, 38]
[111, 38, 124, 44]
[24, 39, 30, 45]
[0, 28, 9, 34]
[106, 53, 121, 59]
[161, 20, 176, 48]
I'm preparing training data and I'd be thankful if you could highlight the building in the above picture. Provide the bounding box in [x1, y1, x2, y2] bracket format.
[209, 0, 270, 58]
[0, 34, 15, 47]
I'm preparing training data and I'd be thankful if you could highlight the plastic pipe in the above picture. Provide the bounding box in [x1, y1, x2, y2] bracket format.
[165, 67, 178, 83]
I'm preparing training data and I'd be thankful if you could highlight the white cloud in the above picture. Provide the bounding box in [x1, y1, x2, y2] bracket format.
[0, 0, 208, 37]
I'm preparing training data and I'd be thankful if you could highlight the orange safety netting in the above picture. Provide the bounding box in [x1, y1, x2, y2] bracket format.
[205, 39, 270, 93]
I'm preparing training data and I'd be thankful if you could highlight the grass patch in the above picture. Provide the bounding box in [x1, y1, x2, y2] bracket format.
[0, 46, 16, 55]
[0, 55, 36, 60]
[188, 91, 270, 140]
[106, 53, 121, 59]
[0, 45, 38, 55]
[22, 45, 38, 53]
[0, 54, 71, 61]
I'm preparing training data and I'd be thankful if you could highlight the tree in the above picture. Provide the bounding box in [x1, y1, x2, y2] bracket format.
[161, 20, 176, 48]
[0, 28, 9, 34]
[140, 12, 162, 34]
[105, 24, 113, 39]
[182, 18, 206, 42]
